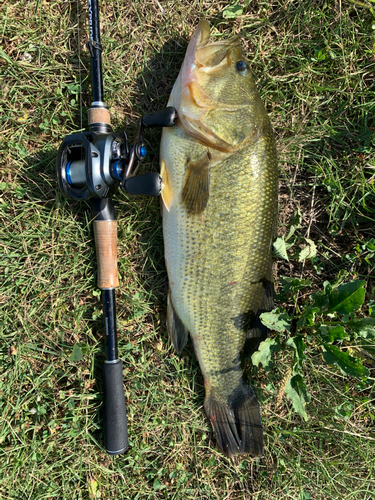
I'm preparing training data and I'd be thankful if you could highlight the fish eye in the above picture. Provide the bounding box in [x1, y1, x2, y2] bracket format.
[236, 60, 248, 73]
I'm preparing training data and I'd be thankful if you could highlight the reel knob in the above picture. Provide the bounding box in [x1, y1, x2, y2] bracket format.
[124, 172, 163, 197]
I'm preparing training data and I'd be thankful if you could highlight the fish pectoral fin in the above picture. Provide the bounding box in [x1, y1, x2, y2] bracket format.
[204, 384, 264, 457]
[160, 160, 173, 212]
[181, 151, 210, 215]
[167, 290, 189, 354]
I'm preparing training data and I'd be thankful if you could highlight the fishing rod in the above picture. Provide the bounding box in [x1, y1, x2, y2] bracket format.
[56, 0, 177, 455]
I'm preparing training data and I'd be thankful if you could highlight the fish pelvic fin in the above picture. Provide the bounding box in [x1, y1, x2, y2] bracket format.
[166, 290, 189, 354]
[181, 150, 210, 215]
[204, 384, 264, 457]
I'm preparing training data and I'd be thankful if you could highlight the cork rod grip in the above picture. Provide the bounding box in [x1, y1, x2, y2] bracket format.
[88, 107, 111, 126]
[93, 220, 119, 289]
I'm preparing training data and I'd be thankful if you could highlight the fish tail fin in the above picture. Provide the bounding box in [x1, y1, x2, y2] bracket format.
[166, 289, 189, 354]
[204, 384, 264, 457]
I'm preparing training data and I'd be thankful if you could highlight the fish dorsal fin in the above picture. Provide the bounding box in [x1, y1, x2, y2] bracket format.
[181, 150, 211, 215]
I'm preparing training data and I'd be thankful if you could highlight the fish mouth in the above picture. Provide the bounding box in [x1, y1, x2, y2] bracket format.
[184, 21, 241, 77]
[170, 21, 246, 152]
[195, 28, 240, 72]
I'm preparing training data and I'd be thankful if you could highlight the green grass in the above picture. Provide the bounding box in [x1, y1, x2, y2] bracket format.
[0, 0, 374, 498]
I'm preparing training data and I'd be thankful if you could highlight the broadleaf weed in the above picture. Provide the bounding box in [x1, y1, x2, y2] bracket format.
[256, 278, 374, 419]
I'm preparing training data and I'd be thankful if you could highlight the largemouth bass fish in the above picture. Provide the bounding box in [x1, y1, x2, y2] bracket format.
[160, 21, 278, 457]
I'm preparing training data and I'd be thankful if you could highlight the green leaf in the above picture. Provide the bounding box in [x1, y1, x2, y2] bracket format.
[333, 269, 350, 288]
[322, 344, 369, 378]
[286, 335, 306, 368]
[297, 305, 320, 328]
[311, 289, 329, 310]
[285, 207, 302, 241]
[284, 374, 310, 420]
[318, 325, 348, 342]
[69, 344, 83, 362]
[326, 280, 366, 314]
[346, 318, 375, 338]
[67, 83, 81, 94]
[280, 276, 311, 296]
[364, 238, 375, 252]
[153, 479, 163, 490]
[15, 186, 26, 199]
[260, 311, 291, 332]
[0, 47, 13, 65]
[252, 337, 280, 369]
[273, 236, 289, 261]
[297, 238, 317, 261]
[223, 3, 243, 18]
[323, 281, 333, 294]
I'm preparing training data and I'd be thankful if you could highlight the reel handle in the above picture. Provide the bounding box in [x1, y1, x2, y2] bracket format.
[124, 172, 163, 197]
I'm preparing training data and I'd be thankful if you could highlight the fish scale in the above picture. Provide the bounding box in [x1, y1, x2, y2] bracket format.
[160, 21, 278, 456]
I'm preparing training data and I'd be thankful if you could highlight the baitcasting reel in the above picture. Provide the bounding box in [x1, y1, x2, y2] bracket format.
[57, 104, 177, 202]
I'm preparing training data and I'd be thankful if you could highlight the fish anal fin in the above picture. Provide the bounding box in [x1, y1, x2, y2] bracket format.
[232, 279, 274, 362]
[204, 384, 264, 457]
[262, 279, 274, 311]
[244, 278, 274, 359]
[181, 151, 210, 215]
[167, 290, 189, 354]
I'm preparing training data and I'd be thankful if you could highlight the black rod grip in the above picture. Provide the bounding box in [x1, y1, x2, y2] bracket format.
[103, 360, 128, 455]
